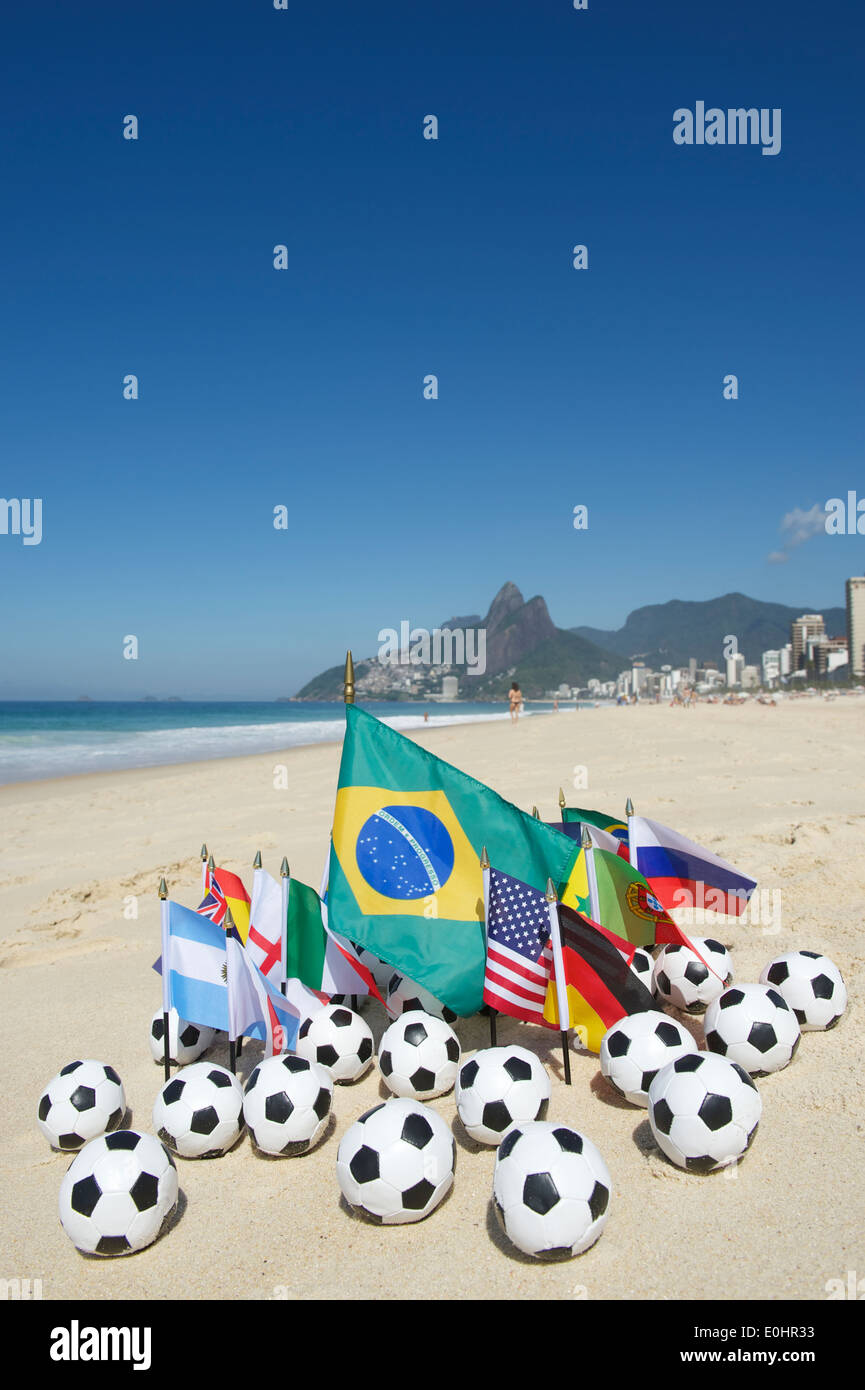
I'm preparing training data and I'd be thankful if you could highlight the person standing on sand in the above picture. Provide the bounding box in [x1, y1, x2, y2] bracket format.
[508, 682, 523, 722]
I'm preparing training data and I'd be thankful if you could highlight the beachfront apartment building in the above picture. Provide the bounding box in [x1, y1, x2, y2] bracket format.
[791, 614, 825, 669]
[846, 577, 865, 677]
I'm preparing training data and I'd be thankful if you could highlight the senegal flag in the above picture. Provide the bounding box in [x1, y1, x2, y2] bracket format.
[328, 706, 578, 1016]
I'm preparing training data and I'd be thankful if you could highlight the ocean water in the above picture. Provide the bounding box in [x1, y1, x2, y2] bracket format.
[0, 699, 582, 784]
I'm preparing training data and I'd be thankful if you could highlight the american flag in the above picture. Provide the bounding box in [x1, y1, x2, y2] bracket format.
[483, 866, 554, 1025]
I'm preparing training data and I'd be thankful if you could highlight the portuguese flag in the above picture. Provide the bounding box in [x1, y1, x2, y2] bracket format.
[543, 902, 661, 1052]
[328, 706, 578, 1016]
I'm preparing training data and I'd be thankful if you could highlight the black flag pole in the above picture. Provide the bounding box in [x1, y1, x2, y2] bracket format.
[546, 877, 571, 1085]
[480, 846, 497, 1046]
[158, 877, 171, 1083]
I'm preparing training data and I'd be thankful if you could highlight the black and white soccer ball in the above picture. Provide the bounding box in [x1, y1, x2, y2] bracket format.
[493, 1121, 612, 1259]
[378, 1012, 460, 1100]
[619, 947, 656, 994]
[653, 937, 733, 1013]
[296, 1003, 375, 1083]
[37, 1060, 127, 1152]
[599, 1012, 699, 1107]
[385, 971, 457, 1024]
[704, 983, 801, 1076]
[336, 1098, 455, 1225]
[455, 1046, 551, 1146]
[647, 1053, 762, 1173]
[759, 951, 847, 1031]
[58, 1130, 178, 1256]
[242, 1054, 333, 1157]
[149, 1008, 215, 1066]
[152, 1062, 244, 1159]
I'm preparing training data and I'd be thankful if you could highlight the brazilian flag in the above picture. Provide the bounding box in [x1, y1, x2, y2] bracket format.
[561, 805, 629, 846]
[328, 706, 578, 1016]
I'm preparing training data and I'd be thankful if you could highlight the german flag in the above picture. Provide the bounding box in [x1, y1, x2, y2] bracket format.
[543, 902, 661, 1052]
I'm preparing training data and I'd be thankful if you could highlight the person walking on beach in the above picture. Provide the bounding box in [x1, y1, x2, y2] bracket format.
[508, 682, 523, 722]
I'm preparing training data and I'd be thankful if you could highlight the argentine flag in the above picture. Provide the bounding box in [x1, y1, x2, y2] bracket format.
[163, 901, 230, 1031]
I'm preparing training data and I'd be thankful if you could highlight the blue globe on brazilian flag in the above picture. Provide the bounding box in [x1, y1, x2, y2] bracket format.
[328, 707, 579, 1016]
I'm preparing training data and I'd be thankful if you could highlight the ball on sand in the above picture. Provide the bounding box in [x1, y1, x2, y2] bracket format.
[59, 1130, 178, 1256]
[336, 1098, 455, 1225]
[493, 1121, 612, 1259]
[648, 1052, 762, 1173]
[37, 1060, 127, 1152]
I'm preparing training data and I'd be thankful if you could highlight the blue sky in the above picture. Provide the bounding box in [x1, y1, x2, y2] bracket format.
[1, 0, 862, 697]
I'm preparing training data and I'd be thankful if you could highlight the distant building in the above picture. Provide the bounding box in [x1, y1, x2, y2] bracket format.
[846, 577, 865, 677]
[816, 637, 848, 677]
[742, 665, 759, 688]
[791, 614, 825, 670]
[726, 652, 745, 687]
[779, 644, 792, 676]
[689, 657, 697, 683]
[762, 650, 781, 685]
[441, 675, 458, 700]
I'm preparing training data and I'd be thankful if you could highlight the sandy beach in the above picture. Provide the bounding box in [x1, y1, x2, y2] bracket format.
[2, 698, 863, 1302]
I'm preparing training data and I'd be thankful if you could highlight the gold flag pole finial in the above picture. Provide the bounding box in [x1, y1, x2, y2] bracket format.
[200, 843, 208, 862]
[158, 877, 168, 900]
[253, 850, 262, 869]
[545, 877, 557, 903]
[532, 805, 540, 820]
[224, 904, 235, 930]
[558, 788, 566, 810]
[280, 856, 290, 878]
[344, 650, 355, 705]
[480, 845, 490, 870]
[626, 797, 634, 816]
[580, 824, 592, 850]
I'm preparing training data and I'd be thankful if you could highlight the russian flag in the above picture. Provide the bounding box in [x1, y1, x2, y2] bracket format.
[629, 816, 757, 917]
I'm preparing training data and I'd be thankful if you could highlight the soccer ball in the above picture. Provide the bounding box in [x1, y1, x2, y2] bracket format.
[704, 983, 800, 1076]
[385, 971, 457, 1024]
[378, 1012, 460, 1100]
[37, 1061, 127, 1152]
[336, 1098, 455, 1225]
[243, 1054, 333, 1156]
[149, 1009, 215, 1066]
[599, 1012, 699, 1107]
[296, 1003, 375, 1083]
[759, 951, 847, 1031]
[59, 1131, 178, 1256]
[647, 1053, 762, 1173]
[152, 1062, 244, 1159]
[493, 1122, 612, 1259]
[621, 947, 656, 993]
[653, 937, 733, 1013]
[455, 1046, 551, 1146]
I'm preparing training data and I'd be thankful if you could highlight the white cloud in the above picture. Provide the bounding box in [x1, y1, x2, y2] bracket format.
[767, 501, 826, 563]
[778, 503, 826, 548]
